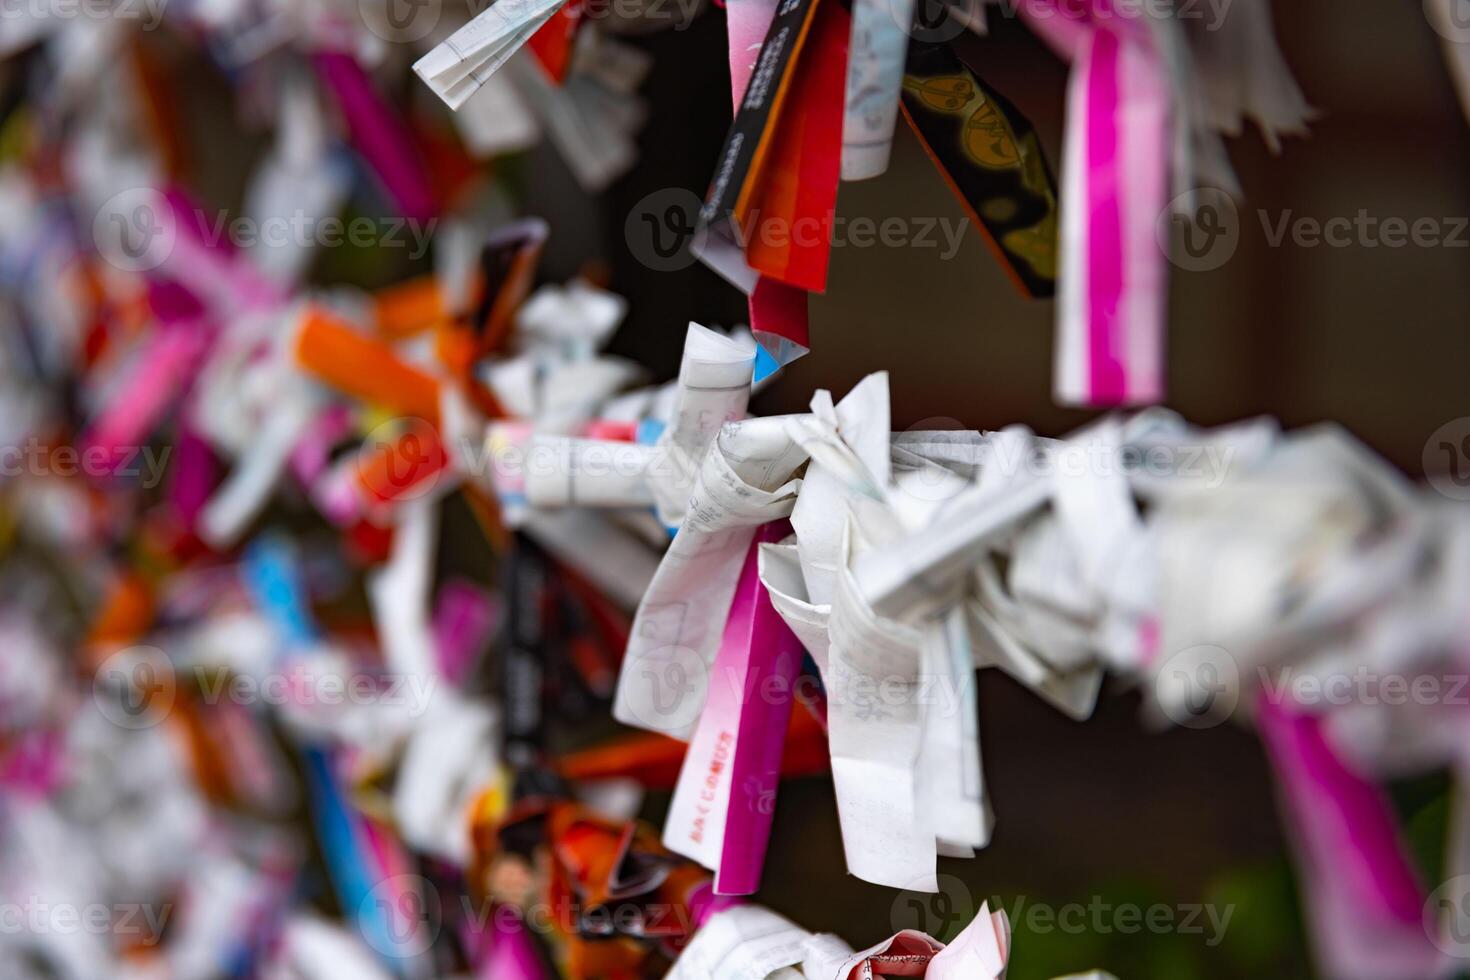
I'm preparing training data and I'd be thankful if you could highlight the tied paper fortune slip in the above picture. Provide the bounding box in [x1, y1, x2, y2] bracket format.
[663, 521, 806, 896]
[415, 0, 571, 111]
[698, 0, 849, 296]
[720, 0, 815, 380]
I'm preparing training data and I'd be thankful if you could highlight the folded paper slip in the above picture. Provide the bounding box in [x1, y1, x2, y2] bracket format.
[715, 0, 817, 371]
[414, 0, 570, 111]
[473, 218, 549, 357]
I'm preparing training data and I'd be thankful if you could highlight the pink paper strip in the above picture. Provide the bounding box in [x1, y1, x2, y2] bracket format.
[313, 52, 436, 223]
[1030, 1, 1168, 407]
[687, 880, 743, 929]
[470, 912, 552, 980]
[1256, 695, 1441, 979]
[715, 521, 804, 894]
[289, 404, 354, 488]
[161, 188, 285, 313]
[168, 426, 218, 529]
[433, 579, 500, 687]
[82, 324, 208, 472]
[664, 521, 801, 896]
[1085, 28, 1126, 403]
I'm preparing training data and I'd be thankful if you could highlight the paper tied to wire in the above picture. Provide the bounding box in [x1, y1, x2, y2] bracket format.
[612, 413, 808, 739]
[699, 0, 850, 376]
[414, 0, 574, 111]
[662, 521, 805, 895]
[669, 900, 1024, 980]
[1144, 424, 1470, 979]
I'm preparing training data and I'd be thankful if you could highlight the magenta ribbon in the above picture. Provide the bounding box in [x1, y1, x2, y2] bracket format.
[167, 426, 219, 530]
[713, 520, 804, 895]
[432, 579, 500, 687]
[160, 188, 286, 313]
[81, 319, 209, 475]
[1024, 0, 1168, 407]
[460, 906, 552, 980]
[313, 52, 437, 223]
[1084, 27, 1127, 402]
[1256, 695, 1441, 978]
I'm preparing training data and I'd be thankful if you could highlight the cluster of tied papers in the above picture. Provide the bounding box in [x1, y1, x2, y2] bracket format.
[494, 314, 1470, 980]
